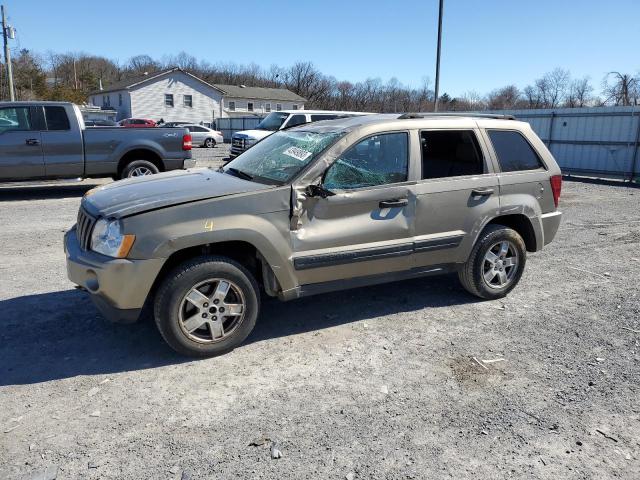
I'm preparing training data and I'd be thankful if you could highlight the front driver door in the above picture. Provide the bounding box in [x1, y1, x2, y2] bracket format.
[0, 106, 44, 180]
[292, 131, 416, 286]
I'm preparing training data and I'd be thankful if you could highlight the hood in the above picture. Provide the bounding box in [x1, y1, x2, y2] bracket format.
[82, 168, 270, 218]
[234, 129, 273, 140]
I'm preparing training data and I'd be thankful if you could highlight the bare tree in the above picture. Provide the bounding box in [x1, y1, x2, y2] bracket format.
[565, 77, 593, 107]
[486, 85, 521, 110]
[602, 72, 639, 106]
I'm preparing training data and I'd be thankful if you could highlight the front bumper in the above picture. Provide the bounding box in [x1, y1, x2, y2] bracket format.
[64, 228, 165, 323]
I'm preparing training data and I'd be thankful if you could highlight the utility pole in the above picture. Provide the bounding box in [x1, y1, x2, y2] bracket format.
[433, 0, 444, 112]
[0, 5, 16, 102]
[1, 4, 15, 101]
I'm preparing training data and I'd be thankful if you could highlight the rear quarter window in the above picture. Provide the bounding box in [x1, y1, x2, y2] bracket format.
[44, 106, 70, 131]
[488, 130, 544, 172]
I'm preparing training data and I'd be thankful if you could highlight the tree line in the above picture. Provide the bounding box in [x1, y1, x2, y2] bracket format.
[1, 49, 638, 111]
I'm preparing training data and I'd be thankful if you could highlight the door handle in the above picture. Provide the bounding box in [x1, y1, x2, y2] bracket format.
[379, 198, 408, 208]
[25, 138, 40, 146]
[471, 188, 494, 196]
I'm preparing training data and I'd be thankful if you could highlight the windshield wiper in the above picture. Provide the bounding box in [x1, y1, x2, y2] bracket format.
[226, 167, 254, 181]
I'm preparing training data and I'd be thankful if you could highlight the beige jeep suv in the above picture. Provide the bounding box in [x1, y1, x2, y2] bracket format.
[65, 113, 562, 357]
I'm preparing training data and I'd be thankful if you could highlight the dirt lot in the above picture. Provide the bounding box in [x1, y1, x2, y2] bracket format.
[1, 147, 639, 479]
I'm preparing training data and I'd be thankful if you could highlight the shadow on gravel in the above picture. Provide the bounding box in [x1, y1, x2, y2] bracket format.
[0, 289, 184, 386]
[0, 183, 103, 201]
[247, 273, 477, 345]
[563, 175, 640, 189]
[0, 274, 476, 386]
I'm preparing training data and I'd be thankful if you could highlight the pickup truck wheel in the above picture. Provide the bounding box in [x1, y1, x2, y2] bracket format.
[458, 225, 526, 300]
[204, 138, 216, 148]
[153, 255, 260, 357]
[121, 160, 159, 179]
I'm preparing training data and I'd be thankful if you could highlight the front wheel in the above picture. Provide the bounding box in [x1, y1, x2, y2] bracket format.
[204, 138, 216, 148]
[458, 225, 526, 300]
[153, 256, 260, 357]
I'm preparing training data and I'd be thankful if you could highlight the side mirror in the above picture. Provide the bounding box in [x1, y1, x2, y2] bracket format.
[305, 184, 335, 199]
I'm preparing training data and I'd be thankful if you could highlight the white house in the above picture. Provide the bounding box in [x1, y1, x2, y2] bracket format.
[88, 67, 306, 124]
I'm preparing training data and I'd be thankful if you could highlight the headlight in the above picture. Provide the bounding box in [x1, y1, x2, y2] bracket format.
[90, 219, 135, 258]
[245, 137, 256, 145]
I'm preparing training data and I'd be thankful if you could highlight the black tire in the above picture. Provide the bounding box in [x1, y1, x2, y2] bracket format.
[120, 160, 159, 179]
[458, 224, 526, 300]
[204, 138, 216, 148]
[153, 255, 260, 357]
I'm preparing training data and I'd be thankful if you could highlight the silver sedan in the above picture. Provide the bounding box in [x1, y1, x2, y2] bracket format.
[185, 125, 224, 148]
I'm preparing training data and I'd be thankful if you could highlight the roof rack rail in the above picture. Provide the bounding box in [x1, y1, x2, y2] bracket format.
[397, 112, 516, 120]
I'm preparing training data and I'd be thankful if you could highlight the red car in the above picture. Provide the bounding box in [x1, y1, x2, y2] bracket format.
[118, 118, 157, 128]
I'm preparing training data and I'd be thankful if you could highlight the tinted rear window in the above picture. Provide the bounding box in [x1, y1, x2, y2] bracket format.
[488, 130, 544, 172]
[44, 106, 70, 131]
[421, 130, 485, 179]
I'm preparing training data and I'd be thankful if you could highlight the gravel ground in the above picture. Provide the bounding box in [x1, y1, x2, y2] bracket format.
[0, 158, 639, 479]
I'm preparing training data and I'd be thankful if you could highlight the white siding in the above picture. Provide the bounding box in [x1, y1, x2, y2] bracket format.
[223, 98, 305, 116]
[129, 71, 223, 123]
[90, 92, 131, 120]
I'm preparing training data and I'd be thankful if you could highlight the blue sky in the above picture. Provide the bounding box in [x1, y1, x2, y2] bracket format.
[6, 0, 639, 96]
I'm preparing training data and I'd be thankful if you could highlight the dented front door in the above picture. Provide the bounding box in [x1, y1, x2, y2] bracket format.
[290, 184, 416, 285]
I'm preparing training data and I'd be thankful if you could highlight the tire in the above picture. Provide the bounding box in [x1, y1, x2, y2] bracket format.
[204, 138, 216, 148]
[121, 160, 159, 179]
[153, 255, 260, 357]
[458, 224, 526, 300]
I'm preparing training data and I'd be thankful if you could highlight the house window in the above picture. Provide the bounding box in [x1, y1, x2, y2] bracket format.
[292, 104, 298, 110]
[276, 103, 282, 111]
[118, 93, 123, 106]
[102, 95, 110, 107]
[228, 101, 236, 111]
[184, 95, 193, 107]
[247, 102, 254, 112]
[265, 103, 271, 112]
[165, 94, 174, 107]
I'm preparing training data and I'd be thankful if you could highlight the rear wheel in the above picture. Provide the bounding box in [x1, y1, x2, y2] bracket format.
[153, 256, 260, 357]
[121, 160, 159, 179]
[458, 224, 526, 300]
[204, 138, 216, 148]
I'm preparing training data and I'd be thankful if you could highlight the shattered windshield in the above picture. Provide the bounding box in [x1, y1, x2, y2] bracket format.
[224, 130, 342, 184]
[255, 112, 289, 131]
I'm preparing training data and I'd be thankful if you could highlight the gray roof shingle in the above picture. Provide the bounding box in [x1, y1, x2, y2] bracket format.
[213, 84, 306, 103]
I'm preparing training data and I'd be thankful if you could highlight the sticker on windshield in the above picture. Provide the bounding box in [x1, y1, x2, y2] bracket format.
[282, 146, 312, 161]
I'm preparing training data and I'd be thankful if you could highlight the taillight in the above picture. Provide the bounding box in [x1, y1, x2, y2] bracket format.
[550, 174, 562, 208]
[182, 134, 192, 151]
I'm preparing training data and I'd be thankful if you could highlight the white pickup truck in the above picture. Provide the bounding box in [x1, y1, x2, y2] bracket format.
[229, 110, 368, 158]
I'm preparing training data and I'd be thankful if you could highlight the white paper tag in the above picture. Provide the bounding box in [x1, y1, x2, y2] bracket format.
[283, 146, 312, 161]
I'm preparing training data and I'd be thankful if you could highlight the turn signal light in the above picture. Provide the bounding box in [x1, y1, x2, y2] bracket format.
[550, 175, 562, 208]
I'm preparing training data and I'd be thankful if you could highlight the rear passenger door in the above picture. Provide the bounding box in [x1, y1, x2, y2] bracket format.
[483, 129, 556, 214]
[0, 106, 44, 180]
[413, 128, 500, 267]
[40, 105, 84, 178]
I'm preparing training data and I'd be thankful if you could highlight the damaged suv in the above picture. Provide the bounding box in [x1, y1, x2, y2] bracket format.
[65, 113, 562, 357]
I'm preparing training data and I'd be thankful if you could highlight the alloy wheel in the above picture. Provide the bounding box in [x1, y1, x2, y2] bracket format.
[178, 278, 246, 343]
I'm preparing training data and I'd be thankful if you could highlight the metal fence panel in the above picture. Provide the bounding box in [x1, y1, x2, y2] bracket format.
[489, 106, 640, 180]
[216, 116, 264, 143]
